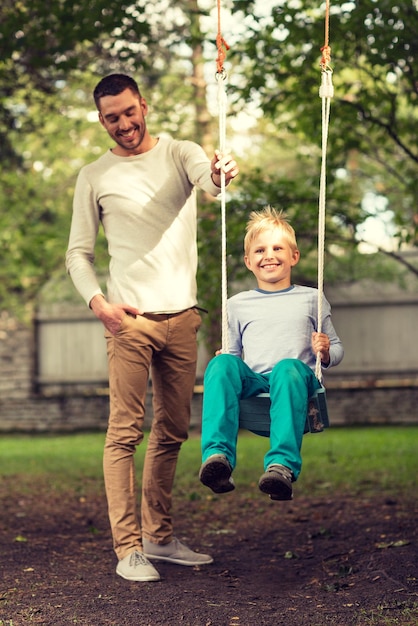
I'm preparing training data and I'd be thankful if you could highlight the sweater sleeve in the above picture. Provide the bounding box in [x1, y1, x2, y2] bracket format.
[321, 296, 344, 369]
[65, 168, 104, 307]
[177, 141, 222, 197]
[226, 300, 243, 357]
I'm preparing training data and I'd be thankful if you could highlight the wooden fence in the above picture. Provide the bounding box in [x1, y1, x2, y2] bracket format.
[0, 280, 417, 431]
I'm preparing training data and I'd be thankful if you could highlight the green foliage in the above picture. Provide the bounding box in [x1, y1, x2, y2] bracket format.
[229, 0, 418, 249]
[0, 169, 70, 316]
[0, 72, 111, 319]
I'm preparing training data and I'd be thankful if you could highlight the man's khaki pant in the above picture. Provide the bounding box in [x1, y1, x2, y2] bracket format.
[103, 308, 201, 560]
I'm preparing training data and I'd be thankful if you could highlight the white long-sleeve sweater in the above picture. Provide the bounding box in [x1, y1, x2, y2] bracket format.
[66, 136, 220, 312]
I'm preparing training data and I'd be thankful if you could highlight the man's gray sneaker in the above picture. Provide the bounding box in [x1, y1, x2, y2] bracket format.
[199, 454, 235, 494]
[116, 550, 160, 581]
[258, 464, 294, 501]
[143, 537, 213, 566]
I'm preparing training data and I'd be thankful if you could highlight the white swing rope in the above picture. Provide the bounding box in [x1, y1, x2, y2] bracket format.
[217, 74, 229, 353]
[315, 0, 334, 383]
[215, 1, 230, 354]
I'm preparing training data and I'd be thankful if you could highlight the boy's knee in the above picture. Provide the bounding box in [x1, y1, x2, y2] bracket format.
[271, 358, 308, 383]
[204, 353, 240, 381]
[272, 358, 300, 374]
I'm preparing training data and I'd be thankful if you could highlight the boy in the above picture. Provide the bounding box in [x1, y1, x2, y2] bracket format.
[199, 206, 343, 501]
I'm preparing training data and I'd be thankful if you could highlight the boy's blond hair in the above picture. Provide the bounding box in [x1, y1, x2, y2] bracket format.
[244, 206, 298, 256]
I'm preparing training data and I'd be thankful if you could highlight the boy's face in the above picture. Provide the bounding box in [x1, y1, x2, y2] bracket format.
[244, 227, 300, 291]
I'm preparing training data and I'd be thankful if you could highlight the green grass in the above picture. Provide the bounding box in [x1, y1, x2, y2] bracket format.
[0, 426, 416, 499]
[0, 431, 106, 495]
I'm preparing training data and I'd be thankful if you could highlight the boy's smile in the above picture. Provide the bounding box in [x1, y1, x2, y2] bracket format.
[244, 227, 300, 291]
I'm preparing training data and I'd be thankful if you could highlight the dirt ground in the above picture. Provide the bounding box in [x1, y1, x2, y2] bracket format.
[0, 476, 417, 626]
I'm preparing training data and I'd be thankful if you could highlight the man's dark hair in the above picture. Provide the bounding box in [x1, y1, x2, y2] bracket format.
[93, 74, 141, 110]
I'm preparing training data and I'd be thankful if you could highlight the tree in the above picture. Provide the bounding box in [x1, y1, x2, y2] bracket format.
[227, 0, 418, 252]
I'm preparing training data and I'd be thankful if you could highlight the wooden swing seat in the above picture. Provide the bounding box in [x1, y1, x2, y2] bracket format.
[239, 387, 329, 437]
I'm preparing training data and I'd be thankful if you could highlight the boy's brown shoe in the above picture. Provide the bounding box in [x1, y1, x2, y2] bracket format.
[258, 464, 293, 501]
[199, 454, 235, 494]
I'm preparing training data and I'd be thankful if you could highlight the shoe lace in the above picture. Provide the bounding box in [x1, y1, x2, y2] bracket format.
[130, 551, 149, 567]
[269, 464, 293, 482]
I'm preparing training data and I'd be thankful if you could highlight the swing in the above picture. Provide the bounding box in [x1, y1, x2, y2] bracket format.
[239, 388, 330, 437]
[214, 0, 334, 438]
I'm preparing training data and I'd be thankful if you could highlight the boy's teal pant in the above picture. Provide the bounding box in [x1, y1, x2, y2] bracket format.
[201, 354, 321, 479]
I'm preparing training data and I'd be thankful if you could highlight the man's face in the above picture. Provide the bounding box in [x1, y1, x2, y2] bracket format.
[98, 88, 149, 156]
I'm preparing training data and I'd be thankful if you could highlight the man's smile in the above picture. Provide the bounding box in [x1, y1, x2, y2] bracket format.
[118, 128, 138, 139]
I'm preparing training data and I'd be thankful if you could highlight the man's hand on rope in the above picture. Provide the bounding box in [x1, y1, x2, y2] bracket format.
[211, 150, 239, 187]
[312, 332, 330, 366]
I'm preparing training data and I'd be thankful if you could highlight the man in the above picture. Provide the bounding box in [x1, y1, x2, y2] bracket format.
[66, 73, 239, 581]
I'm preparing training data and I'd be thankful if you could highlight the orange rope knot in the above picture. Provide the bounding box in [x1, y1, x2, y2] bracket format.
[216, 34, 230, 76]
[320, 44, 332, 71]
